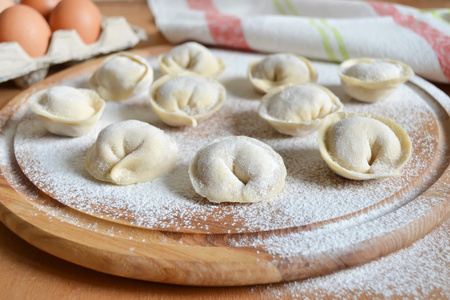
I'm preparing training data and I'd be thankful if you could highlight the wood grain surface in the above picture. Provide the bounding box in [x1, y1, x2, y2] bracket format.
[3, 45, 449, 287]
[0, 0, 449, 298]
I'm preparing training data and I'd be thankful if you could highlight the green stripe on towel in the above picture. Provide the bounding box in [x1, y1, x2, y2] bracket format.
[309, 18, 338, 62]
[273, 0, 346, 62]
[431, 9, 450, 24]
[420, 8, 450, 24]
[272, 0, 287, 15]
[283, 0, 299, 16]
[320, 19, 349, 60]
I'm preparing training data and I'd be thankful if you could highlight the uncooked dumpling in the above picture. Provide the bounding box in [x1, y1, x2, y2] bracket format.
[158, 42, 225, 77]
[90, 52, 154, 101]
[318, 112, 412, 180]
[85, 120, 178, 185]
[28, 85, 105, 137]
[338, 58, 414, 103]
[149, 74, 226, 127]
[248, 53, 318, 93]
[189, 136, 286, 203]
[258, 83, 343, 136]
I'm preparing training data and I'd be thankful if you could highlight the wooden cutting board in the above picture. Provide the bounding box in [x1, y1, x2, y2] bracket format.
[0, 45, 448, 286]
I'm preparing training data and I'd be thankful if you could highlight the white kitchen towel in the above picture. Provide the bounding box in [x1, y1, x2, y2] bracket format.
[148, 0, 450, 83]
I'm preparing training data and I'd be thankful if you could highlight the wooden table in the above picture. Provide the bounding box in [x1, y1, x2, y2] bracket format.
[0, 1, 449, 298]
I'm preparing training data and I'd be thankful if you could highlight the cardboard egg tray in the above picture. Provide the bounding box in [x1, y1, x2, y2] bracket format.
[0, 16, 147, 88]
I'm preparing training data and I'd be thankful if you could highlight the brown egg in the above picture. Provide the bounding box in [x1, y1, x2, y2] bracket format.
[0, 4, 52, 57]
[20, 0, 62, 19]
[0, 0, 14, 13]
[49, 0, 102, 45]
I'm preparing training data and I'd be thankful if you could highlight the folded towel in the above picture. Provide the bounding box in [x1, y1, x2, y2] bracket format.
[148, 0, 450, 83]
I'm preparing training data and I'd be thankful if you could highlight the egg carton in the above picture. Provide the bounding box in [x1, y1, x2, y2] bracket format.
[0, 16, 147, 88]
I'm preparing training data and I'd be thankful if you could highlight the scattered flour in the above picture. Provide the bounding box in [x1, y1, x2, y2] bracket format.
[256, 219, 449, 299]
[0, 49, 448, 296]
[10, 50, 444, 234]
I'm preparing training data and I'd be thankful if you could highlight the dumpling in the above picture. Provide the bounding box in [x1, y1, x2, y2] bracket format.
[189, 136, 286, 203]
[318, 112, 412, 180]
[90, 52, 154, 101]
[85, 120, 178, 185]
[338, 58, 414, 103]
[28, 85, 105, 137]
[258, 83, 343, 136]
[248, 53, 318, 93]
[149, 74, 226, 127]
[158, 42, 225, 77]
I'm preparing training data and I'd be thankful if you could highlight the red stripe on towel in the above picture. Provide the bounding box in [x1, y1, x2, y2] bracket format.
[186, 0, 251, 50]
[369, 1, 450, 81]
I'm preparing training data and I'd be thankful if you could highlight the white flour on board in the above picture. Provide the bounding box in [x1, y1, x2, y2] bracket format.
[0, 49, 448, 297]
[10, 50, 443, 234]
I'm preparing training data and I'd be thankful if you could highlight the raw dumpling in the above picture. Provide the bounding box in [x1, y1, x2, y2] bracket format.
[149, 74, 226, 127]
[85, 120, 178, 185]
[258, 83, 343, 136]
[318, 112, 412, 180]
[338, 58, 414, 103]
[90, 52, 154, 101]
[158, 42, 225, 77]
[189, 136, 286, 203]
[248, 53, 318, 93]
[28, 85, 105, 137]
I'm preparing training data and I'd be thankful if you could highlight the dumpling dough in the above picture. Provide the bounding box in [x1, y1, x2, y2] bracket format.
[189, 136, 286, 203]
[90, 52, 154, 101]
[344, 61, 402, 81]
[248, 53, 318, 93]
[85, 120, 178, 185]
[158, 42, 225, 77]
[338, 58, 414, 103]
[149, 74, 226, 127]
[258, 84, 343, 136]
[28, 86, 105, 137]
[318, 112, 412, 180]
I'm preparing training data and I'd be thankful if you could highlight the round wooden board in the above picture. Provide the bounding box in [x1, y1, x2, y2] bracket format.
[0, 45, 449, 286]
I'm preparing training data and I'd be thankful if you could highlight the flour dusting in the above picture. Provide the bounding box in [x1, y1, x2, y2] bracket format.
[0, 49, 448, 296]
[10, 50, 444, 234]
